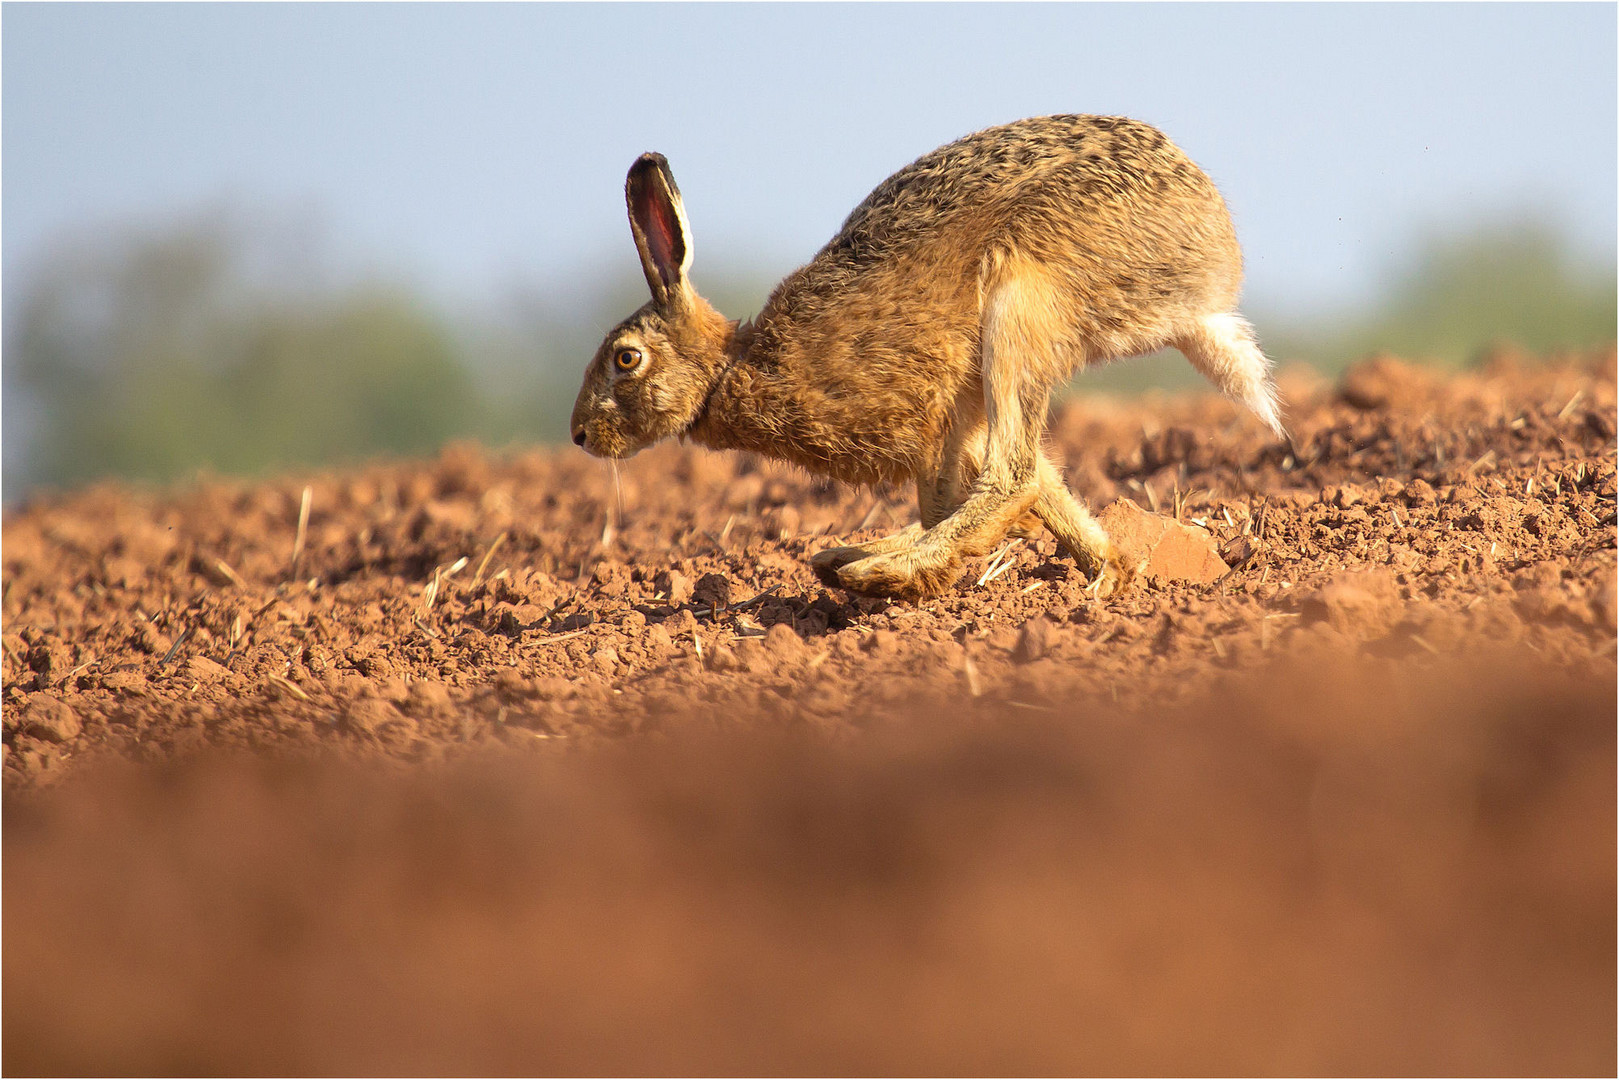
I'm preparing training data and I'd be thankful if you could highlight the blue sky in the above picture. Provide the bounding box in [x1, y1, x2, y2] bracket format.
[4, 2, 1616, 321]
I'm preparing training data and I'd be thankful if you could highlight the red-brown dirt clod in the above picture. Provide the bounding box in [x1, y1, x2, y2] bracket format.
[1098, 498, 1230, 584]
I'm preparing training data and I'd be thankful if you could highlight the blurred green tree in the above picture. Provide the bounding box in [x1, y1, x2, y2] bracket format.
[1263, 214, 1617, 373]
[9, 211, 483, 489]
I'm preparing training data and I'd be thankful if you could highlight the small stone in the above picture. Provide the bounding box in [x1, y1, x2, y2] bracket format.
[343, 696, 404, 737]
[406, 680, 453, 714]
[186, 655, 232, 683]
[862, 629, 897, 654]
[100, 670, 146, 693]
[763, 622, 805, 659]
[706, 643, 742, 672]
[692, 573, 731, 610]
[22, 695, 81, 743]
[1013, 617, 1053, 664]
[1300, 569, 1400, 633]
[1338, 354, 1430, 411]
[593, 646, 620, 676]
[1220, 535, 1258, 570]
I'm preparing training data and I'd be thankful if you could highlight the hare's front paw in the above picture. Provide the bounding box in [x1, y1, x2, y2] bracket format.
[811, 544, 873, 586]
[835, 550, 961, 602]
[810, 525, 925, 587]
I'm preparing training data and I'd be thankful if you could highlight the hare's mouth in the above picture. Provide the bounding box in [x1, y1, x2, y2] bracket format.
[571, 426, 609, 458]
[573, 425, 646, 461]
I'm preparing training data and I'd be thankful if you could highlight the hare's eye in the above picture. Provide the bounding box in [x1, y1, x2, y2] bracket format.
[614, 348, 643, 373]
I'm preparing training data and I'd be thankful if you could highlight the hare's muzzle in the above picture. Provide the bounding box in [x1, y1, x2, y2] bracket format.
[571, 427, 587, 447]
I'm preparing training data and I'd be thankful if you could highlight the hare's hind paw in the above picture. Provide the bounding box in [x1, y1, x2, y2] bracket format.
[1086, 551, 1135, 599]
[834, 549, 961, 602]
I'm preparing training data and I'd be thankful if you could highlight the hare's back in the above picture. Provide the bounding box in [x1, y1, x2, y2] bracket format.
[819, 115, 1233, 277]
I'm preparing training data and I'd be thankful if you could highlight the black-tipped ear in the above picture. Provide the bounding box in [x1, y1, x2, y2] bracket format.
[626, 153, 693, 307]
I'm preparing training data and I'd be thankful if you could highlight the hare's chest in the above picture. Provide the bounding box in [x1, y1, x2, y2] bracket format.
[699, 357, 953, 487]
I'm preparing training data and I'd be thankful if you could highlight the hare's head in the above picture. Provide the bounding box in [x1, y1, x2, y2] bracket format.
[571, 153, 735, 459]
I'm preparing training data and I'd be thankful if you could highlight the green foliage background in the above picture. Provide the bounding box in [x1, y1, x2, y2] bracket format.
[5, 207, 1614, 498]
[1266, 216, 1617, 372]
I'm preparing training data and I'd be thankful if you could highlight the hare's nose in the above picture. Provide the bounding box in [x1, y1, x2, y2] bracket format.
[571, 428, 587, 447]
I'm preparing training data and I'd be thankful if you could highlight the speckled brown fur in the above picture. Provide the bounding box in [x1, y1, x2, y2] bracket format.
[571, 116, 1283, 601]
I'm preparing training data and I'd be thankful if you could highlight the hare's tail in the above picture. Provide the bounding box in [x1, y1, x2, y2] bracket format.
[1176, 312, 1285, 439]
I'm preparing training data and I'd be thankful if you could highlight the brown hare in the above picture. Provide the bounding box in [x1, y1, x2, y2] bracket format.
[570, 115, 1283, 602]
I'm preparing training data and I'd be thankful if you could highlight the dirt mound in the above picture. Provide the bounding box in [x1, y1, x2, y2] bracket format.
[4, 350, 1616, 1073]
[6, 655, 1613, 1076]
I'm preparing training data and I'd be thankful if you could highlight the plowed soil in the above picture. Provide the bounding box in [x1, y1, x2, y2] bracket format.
[5, 351, 1616, 1074]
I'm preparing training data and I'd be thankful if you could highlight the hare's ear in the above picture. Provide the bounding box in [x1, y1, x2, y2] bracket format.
[626, 153, 693, 308]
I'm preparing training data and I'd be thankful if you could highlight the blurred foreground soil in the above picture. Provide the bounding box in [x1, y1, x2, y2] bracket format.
[4, 350, 1615, 1074]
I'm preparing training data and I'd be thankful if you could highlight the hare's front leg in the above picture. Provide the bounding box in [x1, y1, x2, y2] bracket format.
[809, 443, 960, 586]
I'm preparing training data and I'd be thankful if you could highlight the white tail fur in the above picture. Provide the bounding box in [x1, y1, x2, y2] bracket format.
[1177, 312, 1285, 438]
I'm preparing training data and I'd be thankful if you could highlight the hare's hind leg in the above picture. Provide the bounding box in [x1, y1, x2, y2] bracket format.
[941, 419, 1045, 539]
[834, 274, 1053, 601]
[953, 428, 1130, 593]
[1033, 453, 1132, 596]
[1175, 313, 1285, 438]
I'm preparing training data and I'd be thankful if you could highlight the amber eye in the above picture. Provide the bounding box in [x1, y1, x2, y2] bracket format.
[614, 347, 642, 373]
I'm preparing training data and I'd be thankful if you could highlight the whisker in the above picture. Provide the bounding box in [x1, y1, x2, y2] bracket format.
[601, 460, 622, 548]
[610, 459, 625, 526]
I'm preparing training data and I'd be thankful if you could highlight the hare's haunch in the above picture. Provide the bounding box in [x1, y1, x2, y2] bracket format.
[570, 115, 1283, 601]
